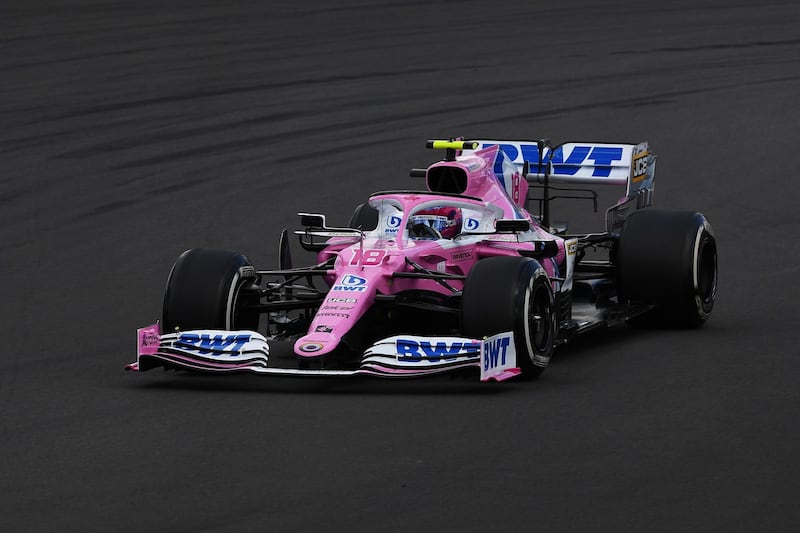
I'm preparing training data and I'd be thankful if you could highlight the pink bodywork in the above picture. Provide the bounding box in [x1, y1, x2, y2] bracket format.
[293, 145, 565, 358]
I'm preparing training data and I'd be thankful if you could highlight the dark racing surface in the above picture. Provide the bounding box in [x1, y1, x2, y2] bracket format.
[2, 1, 800, 531]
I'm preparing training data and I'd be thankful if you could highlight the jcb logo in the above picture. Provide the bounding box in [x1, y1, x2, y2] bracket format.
[632, 153, 648, 182]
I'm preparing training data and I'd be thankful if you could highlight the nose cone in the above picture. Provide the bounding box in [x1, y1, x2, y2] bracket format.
[294, 332, 340, 358]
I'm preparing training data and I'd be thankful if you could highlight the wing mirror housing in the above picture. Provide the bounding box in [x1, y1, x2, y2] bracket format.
[495, 219, 531, 232]
[299, 213, 327, 229]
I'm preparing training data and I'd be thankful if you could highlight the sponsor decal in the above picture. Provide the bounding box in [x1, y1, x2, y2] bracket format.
[137, 324, 160, 356]
[395, 338, 480, 362]
[350, 249, 386, 266]
[464, 218, 480, 231]
[567, 241, 578, 255]
[299, 342, 324, 353]
[317, 312, 350, 319]
[176, 333, 251, 356]
[480, 332, 518, 381]
[383, 215, 402, 235]
[328, 297, 357, 303]
[450, 250, 473, 262]
[332, 274, 368, 292]
[315, 325, 333, 333]
[480, 142, 624, 177]
[632, 145, 649, 183]
[482, 336, 510, 371]
[141, 330, 159, 348]
[321, 305, 353, 311]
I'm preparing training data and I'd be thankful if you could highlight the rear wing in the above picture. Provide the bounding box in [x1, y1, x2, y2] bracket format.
[460, 139, 656, 232]
[461, 139, 654, 195]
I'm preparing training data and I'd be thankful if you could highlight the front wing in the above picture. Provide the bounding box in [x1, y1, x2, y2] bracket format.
[127, 324, 520, 382]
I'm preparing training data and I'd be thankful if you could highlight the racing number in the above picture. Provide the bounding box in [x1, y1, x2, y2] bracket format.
[350, 249, 386, 266]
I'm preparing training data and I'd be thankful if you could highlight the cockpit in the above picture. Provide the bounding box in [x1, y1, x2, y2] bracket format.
[408, 206, 462, 239]
[367, 192, 504, 243]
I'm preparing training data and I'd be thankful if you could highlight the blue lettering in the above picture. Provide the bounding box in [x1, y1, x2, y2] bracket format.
[479, 143, 626, 179]
[483, 337, 510, 370]
[396, 339, 421, 362]
[420, 341, 464, 362]
[551, 145, 591, 175]
[519, 143, 541, 164]
[177, 333, 251, 356]
[587, 147, 623, 177]
[489, 340, 500, 368]
[396, 339, 480, 362]
[177, 333, 200, 348]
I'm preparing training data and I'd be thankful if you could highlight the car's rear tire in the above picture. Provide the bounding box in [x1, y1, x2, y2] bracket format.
[461, 256, 556, 379]
[162, 248, 260, 333]
[617, 209, 717, 328]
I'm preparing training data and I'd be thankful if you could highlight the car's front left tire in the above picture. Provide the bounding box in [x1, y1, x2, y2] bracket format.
[461, 256, 556, 379]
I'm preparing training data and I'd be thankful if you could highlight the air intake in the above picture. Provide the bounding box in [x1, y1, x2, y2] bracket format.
[426, 165, 468, 194]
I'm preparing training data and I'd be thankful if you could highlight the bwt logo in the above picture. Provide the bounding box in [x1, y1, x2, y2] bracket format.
[332, 274, 368, 292]
[396, 339, 480, 362]
[464, 218, 480, 231]
[387, 215, 401, 228]
[177, 333, 251, 356]
[483, 336, 510, 371]
[482, 143, 624, 177]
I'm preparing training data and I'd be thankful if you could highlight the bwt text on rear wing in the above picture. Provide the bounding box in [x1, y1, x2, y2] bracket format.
[462, 139, 656, 232]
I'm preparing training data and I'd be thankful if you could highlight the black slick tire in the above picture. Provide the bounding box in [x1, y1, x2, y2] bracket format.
[617, 210, 717, 328]
[162, 248, 259, 333]
[461, 256, 556, 379]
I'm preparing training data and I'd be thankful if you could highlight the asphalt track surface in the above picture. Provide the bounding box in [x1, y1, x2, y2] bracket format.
[2, 1, 800, 531]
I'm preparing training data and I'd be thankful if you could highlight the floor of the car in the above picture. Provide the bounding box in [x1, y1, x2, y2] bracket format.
[569, 299, 651, 337]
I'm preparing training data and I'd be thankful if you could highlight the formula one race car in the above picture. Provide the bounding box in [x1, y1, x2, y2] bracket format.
[128, 138, 717, 381]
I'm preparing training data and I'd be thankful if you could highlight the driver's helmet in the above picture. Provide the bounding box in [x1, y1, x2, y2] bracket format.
[409, 206, 462, 239]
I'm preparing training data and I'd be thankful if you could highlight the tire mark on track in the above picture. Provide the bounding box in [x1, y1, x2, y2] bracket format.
[614, 37, 800, 55]
[109, 101, 480, 170]
[39, 66, 451, 123]
[464, 75, 800, 126]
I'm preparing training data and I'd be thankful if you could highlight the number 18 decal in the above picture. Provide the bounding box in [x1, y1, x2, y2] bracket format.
[350, 250, 386, 266]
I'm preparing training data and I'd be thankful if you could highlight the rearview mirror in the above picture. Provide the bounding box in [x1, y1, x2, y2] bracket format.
[298, 213, 327, 228]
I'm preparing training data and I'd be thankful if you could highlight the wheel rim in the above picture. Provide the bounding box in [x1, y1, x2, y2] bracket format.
[528, 281, 553, 354]
[697, 238, 717, 306]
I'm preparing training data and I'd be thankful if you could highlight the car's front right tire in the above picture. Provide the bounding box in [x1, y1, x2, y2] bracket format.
[162, 248, 260, 333]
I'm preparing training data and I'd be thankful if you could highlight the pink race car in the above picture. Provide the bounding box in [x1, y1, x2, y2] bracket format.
[128, 139, 717, 381]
